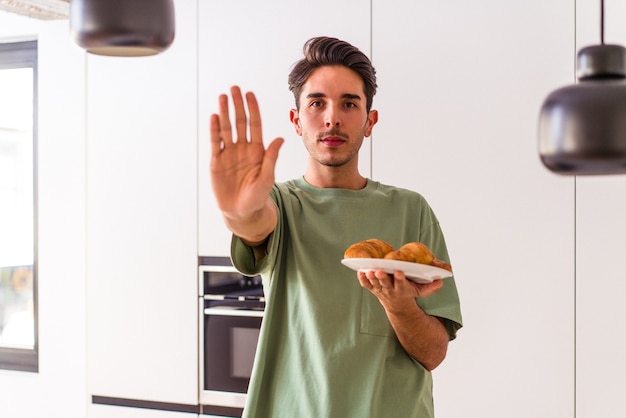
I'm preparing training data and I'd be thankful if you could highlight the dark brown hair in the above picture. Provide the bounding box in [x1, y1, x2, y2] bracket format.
[288, 36, 377, 112]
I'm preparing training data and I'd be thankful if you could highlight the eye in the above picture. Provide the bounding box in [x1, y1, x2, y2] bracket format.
[345, 102, 357, 108]
[310, 100, 323, 108]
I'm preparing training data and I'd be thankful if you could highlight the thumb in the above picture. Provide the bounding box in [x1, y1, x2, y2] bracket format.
[261, 137, 284, 176]
[418, 279, 443, 298]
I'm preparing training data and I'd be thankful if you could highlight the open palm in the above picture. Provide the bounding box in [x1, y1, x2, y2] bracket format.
[209, 86, 283, 218]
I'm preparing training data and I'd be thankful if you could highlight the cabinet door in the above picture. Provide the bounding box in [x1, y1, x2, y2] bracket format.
[372, 1, 575, 417]
[197, 0, 372, 256]
[575, 2, 626, 417]
[90, 404, 197, 418]
[86, 0, 198, 405]
[576, 177, 626, 418]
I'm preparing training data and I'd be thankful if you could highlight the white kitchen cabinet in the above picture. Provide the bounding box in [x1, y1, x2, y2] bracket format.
[0, 17, 90, 418]
[86, 0, 199, 406]
[372, 1, 575, 417]
[576, 177, 626, 418]
[2, 0, 624, 417]
[197, 0, 373, 256]
[89, 404, 197, 418]
[575, 1, 626, 417]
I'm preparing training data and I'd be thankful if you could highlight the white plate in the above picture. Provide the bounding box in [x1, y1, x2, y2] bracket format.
[341, 258, 453, 284]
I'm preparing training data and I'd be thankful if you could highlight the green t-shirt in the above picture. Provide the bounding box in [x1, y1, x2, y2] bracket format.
[232, 177, 462, 418]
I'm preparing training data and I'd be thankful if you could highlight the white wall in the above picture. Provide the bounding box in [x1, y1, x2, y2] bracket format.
[575, 1, 626, 416]
[0, 12, 88, 418]
[0, 11, 40, 41]
[371, 2, 576, 416]
[1, 1, 626, 417]
[197, 0, 373, 256]
[85, 0, 199, 406]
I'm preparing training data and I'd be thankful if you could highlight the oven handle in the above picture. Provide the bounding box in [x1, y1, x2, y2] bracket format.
[203, 294, 265, 302]
[204, 307, 264, 318]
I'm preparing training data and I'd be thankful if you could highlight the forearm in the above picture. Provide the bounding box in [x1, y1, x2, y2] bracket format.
[384, 302, 449, 371]
[222, 198, 277, 246]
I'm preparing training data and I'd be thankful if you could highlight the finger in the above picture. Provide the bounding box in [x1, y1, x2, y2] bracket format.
[411, 278, 444, 298]
[356, 273, 371, 289]
[358, 270, 377, 290]
[230, 86, 248, 142]
[428, 279, 444, 293]
[377, 274, 393, 289]
[392, 270, 407, 280]
[420, 280, 443, 297]
[260, 137, 284, 180]
[366, 274, 382, 290]
[246, 92, 263, 144]
[209, 114, 222, 156]
[217, 93, 233, 147]
[375, 270, 391, 280]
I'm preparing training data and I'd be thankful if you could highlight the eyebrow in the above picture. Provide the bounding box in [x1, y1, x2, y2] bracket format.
[305, 92, 363, 101]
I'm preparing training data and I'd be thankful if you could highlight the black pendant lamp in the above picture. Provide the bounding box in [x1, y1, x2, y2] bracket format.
[69, 0, 176, 57]
[538, 0, 626, 175]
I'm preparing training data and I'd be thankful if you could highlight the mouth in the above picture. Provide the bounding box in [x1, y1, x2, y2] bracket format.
[321, 136, 346, 147]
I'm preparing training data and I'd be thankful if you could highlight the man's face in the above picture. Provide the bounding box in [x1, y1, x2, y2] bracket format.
[290, 65, 378, 168]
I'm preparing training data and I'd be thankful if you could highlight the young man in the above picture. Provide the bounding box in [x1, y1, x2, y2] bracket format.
[210, 36, 462, 418]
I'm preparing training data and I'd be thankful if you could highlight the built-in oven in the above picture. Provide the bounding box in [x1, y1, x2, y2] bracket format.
[199, 256, 264, 416]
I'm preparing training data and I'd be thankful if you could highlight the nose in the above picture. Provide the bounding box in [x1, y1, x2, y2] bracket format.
[324, 107, 341, 128]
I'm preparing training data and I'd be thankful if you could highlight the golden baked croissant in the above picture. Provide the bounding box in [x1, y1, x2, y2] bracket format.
[384, 241, 453, 272]
[431, 258, 453, 272]
[344, 239, 453, 273]
[384, 242, 434, 265]
[343, 238, 394, 259]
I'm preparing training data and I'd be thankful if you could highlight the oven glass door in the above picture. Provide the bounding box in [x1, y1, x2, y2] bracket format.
[204, 308, 263, 394]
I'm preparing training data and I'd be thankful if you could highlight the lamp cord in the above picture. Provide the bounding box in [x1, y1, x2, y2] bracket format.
[600, 0, 605, 44]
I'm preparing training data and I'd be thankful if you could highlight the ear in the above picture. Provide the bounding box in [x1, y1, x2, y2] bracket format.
[364, 109, 379, 138]
[289, 109, 302, 136]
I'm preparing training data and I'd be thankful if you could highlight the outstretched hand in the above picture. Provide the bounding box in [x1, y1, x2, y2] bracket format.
[209, 86, 284, 219]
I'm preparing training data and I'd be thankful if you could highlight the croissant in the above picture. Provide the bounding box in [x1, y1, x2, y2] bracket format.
[431, 258, 453, 272]
[384, 242, 453, 272]
[343, 238, 394, 259]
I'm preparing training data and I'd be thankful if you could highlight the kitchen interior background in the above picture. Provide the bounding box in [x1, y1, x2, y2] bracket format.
[1, 0, 626, 417]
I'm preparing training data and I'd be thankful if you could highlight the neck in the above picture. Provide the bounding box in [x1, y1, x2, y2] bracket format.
[303, 163, 367, 190]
